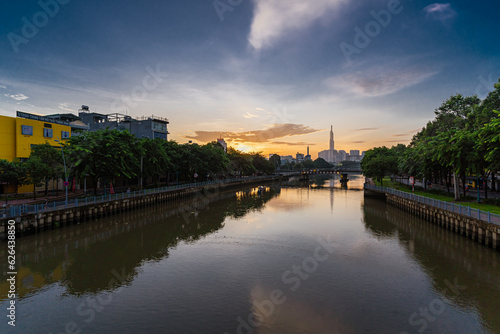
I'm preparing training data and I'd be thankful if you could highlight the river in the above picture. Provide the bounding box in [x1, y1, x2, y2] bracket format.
[1, 174, 499, 334]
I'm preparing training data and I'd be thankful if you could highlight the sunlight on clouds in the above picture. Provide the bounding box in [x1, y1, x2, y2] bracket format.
[249, 0, 345, 50]
[185, 124, 320, 143]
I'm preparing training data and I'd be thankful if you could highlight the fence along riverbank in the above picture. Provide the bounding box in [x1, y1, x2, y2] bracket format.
[0, 175, 287, 239]
[364, 184, 500, 250]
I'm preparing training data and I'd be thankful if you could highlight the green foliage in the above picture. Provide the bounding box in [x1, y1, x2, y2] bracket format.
[269, 154, 281, 168]
[66, 129, 143, 194]
[0, 159, 28, 196]
[369, 80, 500, 199]
[361, 147, 398, 185]
[313, 158, 333, 169]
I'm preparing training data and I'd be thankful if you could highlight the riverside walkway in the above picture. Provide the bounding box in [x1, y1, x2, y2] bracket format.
[1, 175, 287, 220]
[365, 184, 500, 225]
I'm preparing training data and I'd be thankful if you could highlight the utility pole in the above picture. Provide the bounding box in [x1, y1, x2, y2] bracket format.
[453, 172, 460, 200]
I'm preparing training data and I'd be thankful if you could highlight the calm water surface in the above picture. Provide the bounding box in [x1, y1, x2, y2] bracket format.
[1, 174, 499, 334]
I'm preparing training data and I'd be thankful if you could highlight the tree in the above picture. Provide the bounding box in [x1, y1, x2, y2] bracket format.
[251, 153, 275, 175]
[0, 159, 28, 203]
[269, 154, 281, 169]
[66, 129, 143, 195]
[313, 158, 333, 169]
[29, 143, 63, 195]
[25, 156, 51, 199]
[227, 148, 256, 176]
[361, 147, 398, 186]
[140, 138, 171, 187]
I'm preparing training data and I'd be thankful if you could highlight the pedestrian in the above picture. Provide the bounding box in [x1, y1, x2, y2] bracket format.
[44, 199, 48, 210]
[127, 187, 131, 194]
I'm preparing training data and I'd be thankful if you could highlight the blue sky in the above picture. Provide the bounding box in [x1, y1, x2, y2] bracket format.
[1, 0, 499, 156]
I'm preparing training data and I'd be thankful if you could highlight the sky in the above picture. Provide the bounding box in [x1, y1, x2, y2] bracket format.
[1, 0, 499, 158]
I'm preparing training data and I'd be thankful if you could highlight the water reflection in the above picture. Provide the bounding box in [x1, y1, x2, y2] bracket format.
[0, 178, 498, 334]
[0, 187, 280, 299]
[362, 197, 500, 332]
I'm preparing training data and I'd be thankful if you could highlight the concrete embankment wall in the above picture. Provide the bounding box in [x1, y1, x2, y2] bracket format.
[378, 191, 500, 250]
[1, 176, 282, 239]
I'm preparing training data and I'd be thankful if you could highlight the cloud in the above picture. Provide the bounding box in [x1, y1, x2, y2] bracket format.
[58, 103, 74, 112]
[424, 3, 457, 22]
[326, 65, 438, 97]
[0, 85, 6, 89]
[4, 93, 29, 101]
[248, 0, 345, 50]
[350, 141, 366, 144]
[271, 141, 316, 146]
[185, 123, 320, 143]
[243, 112, 259, 119]
[353, 127, 379, 131]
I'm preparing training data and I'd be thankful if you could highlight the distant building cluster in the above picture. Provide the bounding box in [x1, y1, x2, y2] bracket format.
[318, 125, 364, 163]
[269, 125, 364, 165]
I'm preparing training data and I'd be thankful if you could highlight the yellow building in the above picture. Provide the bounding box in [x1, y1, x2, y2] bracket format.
[0, 111, 71, 194]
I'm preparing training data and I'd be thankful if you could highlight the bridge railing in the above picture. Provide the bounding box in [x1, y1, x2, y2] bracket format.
[364, 184, 500, 226]
[0, 175, 276, 219]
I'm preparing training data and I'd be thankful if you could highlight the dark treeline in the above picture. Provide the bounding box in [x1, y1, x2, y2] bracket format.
[0, 131, 279, 197]
[362, 79, 500, 199]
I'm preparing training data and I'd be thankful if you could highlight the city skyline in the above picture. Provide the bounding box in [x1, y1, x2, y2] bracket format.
[1, 0, 499, 157]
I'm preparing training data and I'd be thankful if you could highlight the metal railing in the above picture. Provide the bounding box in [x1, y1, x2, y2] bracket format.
[0, 175, 275, 219]
[365, 184, 500, 226]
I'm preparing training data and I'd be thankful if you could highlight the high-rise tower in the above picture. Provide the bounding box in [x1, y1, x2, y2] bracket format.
[329, 125, 334, 151]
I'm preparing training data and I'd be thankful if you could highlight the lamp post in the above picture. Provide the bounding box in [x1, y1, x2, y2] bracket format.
[55, 137, 68, 208]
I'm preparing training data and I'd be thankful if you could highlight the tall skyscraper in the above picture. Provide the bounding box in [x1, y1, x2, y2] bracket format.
[329, 126, 335, 150]
[319, 125, 339, 163]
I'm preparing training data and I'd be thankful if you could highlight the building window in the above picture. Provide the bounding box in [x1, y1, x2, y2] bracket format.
[61, 131, 70, 139]
[152, 121, 167, 132]
[153, 132, 167, 140]
[44, 123, 52, 128]
[44, 128, 53, 138]
[21, 125, 33, 136]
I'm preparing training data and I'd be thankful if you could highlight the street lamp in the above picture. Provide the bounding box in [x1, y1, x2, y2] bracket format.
[55, 137, 68, 208]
